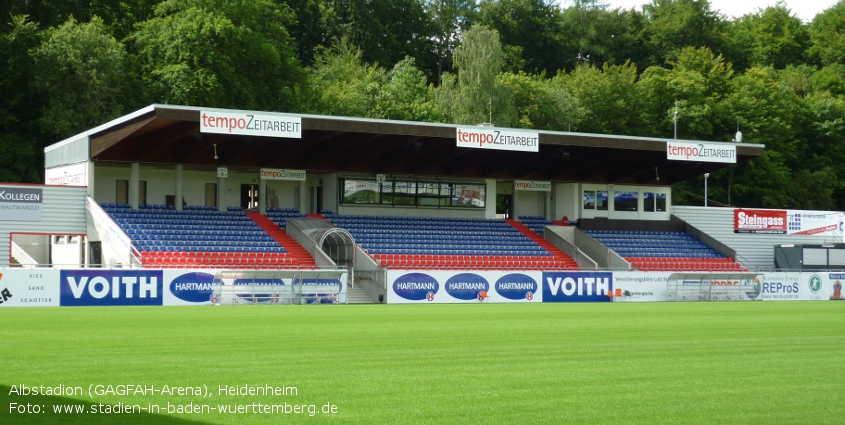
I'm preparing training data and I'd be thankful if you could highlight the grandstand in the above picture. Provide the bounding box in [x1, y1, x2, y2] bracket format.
[18, 103, 832, 306]
[326, 214, 579, 270]
[583, 229, 745, 272]
[101, 202, 317, 269]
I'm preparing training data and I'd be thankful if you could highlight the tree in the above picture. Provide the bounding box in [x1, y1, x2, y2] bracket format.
[424, 0, 479, 84]
[376, 57, 443, 122]
[499, 71, 584, 130]
[321, 0, 437, 77]
[477, 0, 567, 75]
[558, 61, 641, 134]
[808, 0, 845, 66]
[133, 0, 305, 111]
[0, 15, 42, 182]
[641, 0, 730, 66]
[730, 2, 809, 70]
[437, 24, 517, 126]
[304, 39, 386, 118]
[32, 16, 128, 140]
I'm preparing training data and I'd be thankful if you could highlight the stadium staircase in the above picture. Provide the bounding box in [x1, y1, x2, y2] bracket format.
[346, 285, 374, 304]
[246, 211, 317, 268]
[507, 219, 579, 269]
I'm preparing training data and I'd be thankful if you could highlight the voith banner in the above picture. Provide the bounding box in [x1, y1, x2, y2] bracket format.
[456, 127, 539, 153]
[666, 141, 736, 163]
[201, 111, 301, 138]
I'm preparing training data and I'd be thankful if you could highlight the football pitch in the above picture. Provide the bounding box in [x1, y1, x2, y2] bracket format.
[1, 302, 843, 424]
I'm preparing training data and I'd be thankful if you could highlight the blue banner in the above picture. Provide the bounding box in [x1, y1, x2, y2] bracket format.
[60, 270, 163, 306]
[542, 272, 613, 302]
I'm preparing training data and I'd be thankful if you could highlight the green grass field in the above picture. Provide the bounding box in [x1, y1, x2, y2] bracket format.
[1, 302, 843, 424]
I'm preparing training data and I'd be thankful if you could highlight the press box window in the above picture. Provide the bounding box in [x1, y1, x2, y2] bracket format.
[614, 191, 638, 212]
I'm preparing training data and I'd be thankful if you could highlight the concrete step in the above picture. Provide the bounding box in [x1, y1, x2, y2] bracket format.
[346, 285, 375, 304]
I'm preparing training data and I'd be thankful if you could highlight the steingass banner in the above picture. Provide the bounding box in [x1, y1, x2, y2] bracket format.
[734, 208, 844, 235]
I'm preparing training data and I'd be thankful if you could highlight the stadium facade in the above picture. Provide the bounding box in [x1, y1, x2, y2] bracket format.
[1, 104, 843, 307]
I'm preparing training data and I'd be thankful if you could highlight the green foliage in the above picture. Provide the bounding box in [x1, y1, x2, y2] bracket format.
[438, 24, 517, 126]
[558, 61, 641, 134]
[499, 71, 585, 130]
[32, 16, 127, 140]
[808, 0, 845, 66]
[478, 0, 568, 75]
[304, 39, 386, 117]
[731, 2, 809, 70]
[133, 0, 304, 111]
[3, 303, 845, 424]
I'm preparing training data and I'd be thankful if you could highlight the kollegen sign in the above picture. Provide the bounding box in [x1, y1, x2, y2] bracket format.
[0, 186, 43, 221]
[201, 111, 301, 138]
[456, 127, 539, 153]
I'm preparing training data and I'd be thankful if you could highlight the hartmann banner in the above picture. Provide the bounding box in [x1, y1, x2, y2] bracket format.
[0, 186, 43, 221]
[734, 208, 843, 235]
[666, 141, 736, 164]
[456, 127, 539, 153]
[201, 111, 301, 138]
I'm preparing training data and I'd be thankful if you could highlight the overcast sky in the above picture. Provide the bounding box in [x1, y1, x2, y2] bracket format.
[595, 0, 840, 22]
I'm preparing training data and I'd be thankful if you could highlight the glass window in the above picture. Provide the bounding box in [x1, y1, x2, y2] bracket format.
[644, 192, 655, 212]
[597, 191, 608, 211]
[454, 184, 486, 208]
[583, 191, 595, 210]
[656, 193, 667, 212]
[343, 180, 381, 204]
[614, 191, 638, 212]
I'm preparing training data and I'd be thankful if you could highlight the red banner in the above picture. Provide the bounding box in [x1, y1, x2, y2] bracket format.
[734, 209, 787, 234]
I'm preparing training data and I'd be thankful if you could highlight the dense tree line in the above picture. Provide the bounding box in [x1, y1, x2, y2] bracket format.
[1, 0, 844, 210]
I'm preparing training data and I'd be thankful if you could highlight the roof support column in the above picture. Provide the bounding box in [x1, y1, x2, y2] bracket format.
[259, 176, 267, 215]
[217, 175, 226, 212]
[174, 164, 183, 211]
[129, 162, 140, 209]
[485, 179, 496, 219]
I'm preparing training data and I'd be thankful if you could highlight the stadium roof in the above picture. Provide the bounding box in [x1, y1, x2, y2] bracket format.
[52, 104, 764, 185]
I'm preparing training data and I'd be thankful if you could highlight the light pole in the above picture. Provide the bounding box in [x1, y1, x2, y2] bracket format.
[704, 173, 710, 207]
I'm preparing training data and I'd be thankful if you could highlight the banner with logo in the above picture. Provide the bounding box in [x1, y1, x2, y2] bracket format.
[666, 141, 736, 163]
[734, 208, 844, 236]
[387, 270, 542, 303]
[0, 186, 43, 221]
[0, 269, 60, 307]
[761, 272, 845, 301]
[259, 168, 306, 181]
[45, 162, 88, 186]
[60, 269, 164, 306]
[514, 180, 551, 192]
[200, 111, 301, 138]
[456, 127, 539, 153]
[542, 271, 613, 302]
[612, 272, 671, 302]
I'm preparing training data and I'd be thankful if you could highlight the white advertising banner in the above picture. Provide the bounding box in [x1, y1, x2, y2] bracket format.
[45, 162, 88, 186]
[666, 141, 736, 163]
[201, 111, 301, 138]
[761, 272, 845, 301]
[514, 180, 552, 192]
[456, 127, 539, 153]
[0, 268, 60, 307]
[387, 270, 542, 304]
[259, 168, 307, 181]
[612, 272, 671, 302]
